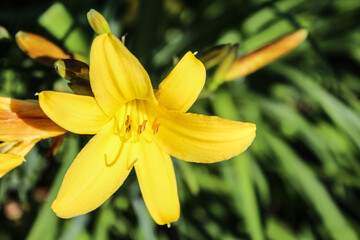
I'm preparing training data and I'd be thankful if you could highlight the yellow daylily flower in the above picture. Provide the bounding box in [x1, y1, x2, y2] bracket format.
[0, 97, 66, 177]
[38, 11, 256, 225]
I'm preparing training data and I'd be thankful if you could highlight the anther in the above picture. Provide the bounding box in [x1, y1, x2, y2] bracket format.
[141, 120, 147, 132]
[167, 223, 171, 228]
[125, 115, 132, 133]
[125, 115, 131, 127]
[154, 123, 160, 134]
[152, 117, 160, 131]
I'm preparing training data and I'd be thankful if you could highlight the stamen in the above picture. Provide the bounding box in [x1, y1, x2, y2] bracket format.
[125, 115, 131, 127]
[152, 117, 160, 131]
[141, 120, 147, 132]
[154, 123, 161, 134]
[136, 119, 148, 135]
[114, 115, 121, 135]
[167, 223, 171, 228]
[126, 124, 131, 133]
[125, 115, 132, 133]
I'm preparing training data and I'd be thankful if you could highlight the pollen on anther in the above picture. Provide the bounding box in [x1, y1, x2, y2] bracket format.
[154, 123, 160, 134]
[125, 115, 131, 127]
[126, 125, 131, 132]
[141, 120, 147, 132]
[152, 117, 160, 131]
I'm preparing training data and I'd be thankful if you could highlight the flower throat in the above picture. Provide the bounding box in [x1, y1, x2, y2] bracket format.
[114, 100, 160, 143]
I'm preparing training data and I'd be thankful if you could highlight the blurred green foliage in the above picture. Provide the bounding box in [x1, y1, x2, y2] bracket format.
[1, 0, 360, 239]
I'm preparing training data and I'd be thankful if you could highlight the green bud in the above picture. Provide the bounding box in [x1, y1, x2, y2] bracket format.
[54, 59, 89, 81]
[87, 9, 111, 35]
[54, 59, 93, 96]
[0, 26, 10, 40]
[68, 80, 93, 96]
[207, 44, 238, 92]
[198, 44, 232, 70]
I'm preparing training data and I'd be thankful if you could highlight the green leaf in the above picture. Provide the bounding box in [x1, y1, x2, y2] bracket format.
[26, 138, 79, 240]
[265, 133, 358, 240]
[38, 2, 73, 40]
[266, 218, 298, 240]
[212, 89, 264, 240]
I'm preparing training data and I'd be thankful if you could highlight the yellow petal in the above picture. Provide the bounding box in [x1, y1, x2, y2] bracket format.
[1, 139, 39, 156]
[39, 91, 108, 134]
[0, 97, 65, 141]
[52, 119, 131, 218]
[153, 106, 256, 163]
[134, 141, 179, 225]
[0, 153, 24, 178]
[156, 52, 206, 113]
[225, 29, 308, 80]
[90, 33, 156, 115]
[0, 97, 47, 118]
[0, 118, 65, 141]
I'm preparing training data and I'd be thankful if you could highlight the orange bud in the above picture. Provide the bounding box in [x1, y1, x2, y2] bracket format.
[225, 29, 308, 80]
[15, 31, 71, 65]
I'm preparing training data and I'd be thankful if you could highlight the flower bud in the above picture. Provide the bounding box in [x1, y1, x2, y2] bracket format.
[16, 31, 71, 65]
[225, 29, 308, 80]
[87, 9, 111, 35]
[54, 59, 93, 96]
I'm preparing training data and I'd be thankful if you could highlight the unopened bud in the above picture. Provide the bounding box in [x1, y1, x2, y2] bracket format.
[198, 44, 232, 69]
[207, 44, 238, 92]
[87, 9, 111, 35]
[68, 80, 93, 96]
[54, 59, 93, 96]
[0, 26, 10, 40]
[15, 31, 71, 65]
[225, 29, 308, 80]
[54, 59, 89, 81]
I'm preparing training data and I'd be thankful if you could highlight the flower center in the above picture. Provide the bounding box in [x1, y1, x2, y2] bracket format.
[114, 100, 160, 143]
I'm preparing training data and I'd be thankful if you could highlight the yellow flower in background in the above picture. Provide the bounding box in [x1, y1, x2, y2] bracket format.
[0, 97, 66, 177]
[38, 9, 256, 225]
